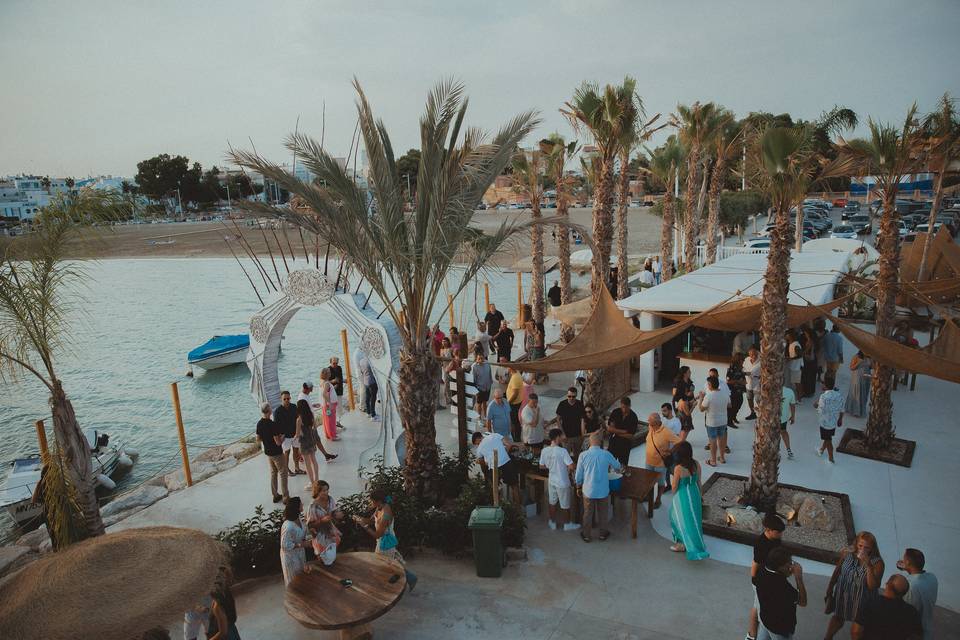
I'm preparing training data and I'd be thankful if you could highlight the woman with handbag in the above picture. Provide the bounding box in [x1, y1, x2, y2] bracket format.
[354, 489, 418, 592]
[319, 368, 340, 441]
[645, 412, 681, 508]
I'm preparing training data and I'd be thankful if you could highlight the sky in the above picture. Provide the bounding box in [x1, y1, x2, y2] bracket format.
[2, 0, 959, 178]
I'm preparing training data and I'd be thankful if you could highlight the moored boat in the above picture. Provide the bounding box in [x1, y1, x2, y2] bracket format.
[187, 334, 250, 372]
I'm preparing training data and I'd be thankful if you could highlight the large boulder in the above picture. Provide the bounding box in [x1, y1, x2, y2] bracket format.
[797, 496, 834, 532]
[0, 545, 33, 575]
[16, 525, 50, 551]
[223, 441, 259, 460]
[163, 457, 238, 491]
[100, 484, 169, 518]
[725, 507, 763, 532]
[193, 445, 225, 464]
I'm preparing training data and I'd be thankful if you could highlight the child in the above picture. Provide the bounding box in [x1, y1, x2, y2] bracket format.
[538, 428, 579, 531]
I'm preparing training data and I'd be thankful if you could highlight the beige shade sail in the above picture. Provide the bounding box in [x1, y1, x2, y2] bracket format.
[0, 526, 229, 640]
[898, 227, 960, 305]
[548, 295, 593, 327]
[925, 318, 960, 359]
[837, 318, 960, 384]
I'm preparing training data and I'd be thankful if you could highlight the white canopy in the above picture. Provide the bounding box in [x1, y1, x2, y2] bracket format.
[617, 249, 852, 315]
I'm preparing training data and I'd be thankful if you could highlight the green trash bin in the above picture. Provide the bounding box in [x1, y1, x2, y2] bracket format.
[467, 506, 505, 577]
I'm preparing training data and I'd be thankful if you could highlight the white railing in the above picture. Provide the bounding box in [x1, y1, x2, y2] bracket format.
[695, 244, 769, 267]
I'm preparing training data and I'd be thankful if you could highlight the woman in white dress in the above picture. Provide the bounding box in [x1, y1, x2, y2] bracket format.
[280, 497, 308, 586]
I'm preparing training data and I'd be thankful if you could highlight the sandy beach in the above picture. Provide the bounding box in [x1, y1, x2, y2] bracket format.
[2, 206, 668, 267]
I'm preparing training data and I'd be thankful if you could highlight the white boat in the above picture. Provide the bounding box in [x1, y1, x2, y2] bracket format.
[187, 334, 250, 372]
[0, 429, 138, 527]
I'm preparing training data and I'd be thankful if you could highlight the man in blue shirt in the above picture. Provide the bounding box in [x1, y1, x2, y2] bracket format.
[486, 388, 512, 438]
[822, 323, 844, 376]
[575, 431, 623, 543]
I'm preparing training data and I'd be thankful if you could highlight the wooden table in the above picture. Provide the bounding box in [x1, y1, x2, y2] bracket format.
[616, 467, 663, 539]
[285, 552, 406, 639]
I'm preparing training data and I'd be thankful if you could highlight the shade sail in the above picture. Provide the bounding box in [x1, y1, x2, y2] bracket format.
[898, 227, 960, 305]
[651, 292, 856, 333]
[836, 319, 960, 384]
[548, 295, 593, 327]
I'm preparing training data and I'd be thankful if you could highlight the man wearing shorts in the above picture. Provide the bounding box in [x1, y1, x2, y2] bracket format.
[466, 351, 492, 420]
[539, 428, 579, 531]
[472, 430, 520, 505]
[273, 390, 303, 475]
[698, 376, 730, 467]
[779, 385, 797, 459]
[814, 374, 843, 463]
[744, 346, 761, 420]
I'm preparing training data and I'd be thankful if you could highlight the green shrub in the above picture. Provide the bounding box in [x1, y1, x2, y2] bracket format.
[215, 505, 285, 580]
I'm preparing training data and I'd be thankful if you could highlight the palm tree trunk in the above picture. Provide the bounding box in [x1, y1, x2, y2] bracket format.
[586, 158, 615, 404]
[683, 147, 701, 272]
[530, 200, 545, 323]
[50, 381, 105, 538]
[660, 191, 675, 282]
[398, 344, 441, 499]
[616, 151, 630, 299]
[917, 166, 946, 281]
[743, 205, 791, 512]
[706, 156, 726, 263]
[557, 185, 575, 343]
[864, 194, 901, 449]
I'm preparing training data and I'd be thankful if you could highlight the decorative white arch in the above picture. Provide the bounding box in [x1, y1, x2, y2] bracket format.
[246, 268, 405, 467]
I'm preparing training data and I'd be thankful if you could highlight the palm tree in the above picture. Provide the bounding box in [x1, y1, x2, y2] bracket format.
[646, 137, 685, 281]
[828, 106, 925, 450]
[673, 102, 720, 271]
[0, 191, 129, 544]
[705, 110, 740, 263]
[742, 126, 816, 511]
[540, 134, 579, 341]
[230, 80, 539, 497]
[918, 93, 960, 280]
[512, 148, 547, 323]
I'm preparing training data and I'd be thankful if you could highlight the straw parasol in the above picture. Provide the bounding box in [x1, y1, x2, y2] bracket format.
[0, 526, 229, 640]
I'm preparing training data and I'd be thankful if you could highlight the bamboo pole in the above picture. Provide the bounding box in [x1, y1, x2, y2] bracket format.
[340, 329, 356, 411]
[34, 420, 49, 459]
[170, 382, 193, 487]
[516, 272, 523, 324]
[483, 282, 490, 311]
[447, 294, 455, 329]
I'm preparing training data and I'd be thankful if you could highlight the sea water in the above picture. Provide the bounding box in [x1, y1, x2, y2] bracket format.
[0, 257, 558, 536]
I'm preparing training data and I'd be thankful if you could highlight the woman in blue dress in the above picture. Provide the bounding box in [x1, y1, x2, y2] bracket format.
[668, 441, 709, 560]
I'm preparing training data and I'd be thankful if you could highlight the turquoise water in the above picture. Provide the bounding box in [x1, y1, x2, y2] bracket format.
[0, 258, 549, 536]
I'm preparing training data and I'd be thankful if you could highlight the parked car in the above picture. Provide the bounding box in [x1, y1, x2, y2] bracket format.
[744, 237, 770, 249]
[830, 225, 858, 240]
[849, 214, 872, 235]
[914, 223, 942, 234]
[803, 228, 818, 240]
[832, 198, 847, 208]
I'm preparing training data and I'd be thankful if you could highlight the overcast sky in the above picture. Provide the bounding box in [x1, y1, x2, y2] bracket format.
[2, 0, 959, 178]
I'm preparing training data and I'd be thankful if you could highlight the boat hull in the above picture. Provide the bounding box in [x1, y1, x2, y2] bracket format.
[188, 347, 248, 370]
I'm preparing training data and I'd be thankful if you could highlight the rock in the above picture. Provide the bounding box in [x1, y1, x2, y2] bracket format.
[505, 547, 527, 562]
[790, 492, 806, 510]
[193, 445, 225, 464]
[0, 546, 32, 574]
[797, 496, 834, 532]
[776, 504, 797, 523]
[16, 525, 50, 551]
[223, 441, 259, 460]
[164, 457, 238, 491]
[103, 504, 149, 527]
[100, 484, 169, 518]
[724, 507, 764, 532]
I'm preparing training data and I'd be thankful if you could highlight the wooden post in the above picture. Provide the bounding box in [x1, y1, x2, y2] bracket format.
[483, 282, 490, 311]
[456, 367, 468, 459]
[170, 382, 193, 487]
[492, 449, 500, 506]
[34, 420, 49, 459]
[340, 329, 356, 412]
[447, 294, 455, 330]
[516, 272, 523, 324]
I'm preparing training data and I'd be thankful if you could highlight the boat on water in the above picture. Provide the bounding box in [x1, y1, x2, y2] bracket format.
[0, 429, 139, 527]
[187, 334, 250, 373]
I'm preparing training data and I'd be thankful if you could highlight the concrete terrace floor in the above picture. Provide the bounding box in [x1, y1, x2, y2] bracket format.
[113, 323, 960, 639]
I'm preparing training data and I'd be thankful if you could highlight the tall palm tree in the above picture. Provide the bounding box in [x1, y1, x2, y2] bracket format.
[540, 134, 579, 341]
[646, 137, 685, 281]
[512, 148, 547, 323]
[562, 77, 640, 404]
[230, 80, 538, 497]
[0, 191, 129, 544]
[673, 102, 720, 271]
[742, 126, 820, 511]
[918, 93, 960, 280]
[828, 106, 925, 450]
[705, 110, 740, 263]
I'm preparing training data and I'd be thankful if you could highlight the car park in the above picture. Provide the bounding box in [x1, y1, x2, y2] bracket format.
[830, 225, 858, 240]
[849, 214, 872, 235]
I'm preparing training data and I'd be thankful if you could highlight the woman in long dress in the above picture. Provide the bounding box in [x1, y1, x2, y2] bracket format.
[319, 368, 339, 441]
[824, 531, 884, 639]
[307, 480, 344, 566]
[845, 351, 872, 417]
[667, 441, 709, 561]
[280, 497, 308, 586]
[354, 489, 418, 592]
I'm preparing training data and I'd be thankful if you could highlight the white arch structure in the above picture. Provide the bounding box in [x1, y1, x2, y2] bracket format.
[246, 268, 404, 467]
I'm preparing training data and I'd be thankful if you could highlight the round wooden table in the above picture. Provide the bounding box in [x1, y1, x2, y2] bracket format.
[284, 551, 407, 639]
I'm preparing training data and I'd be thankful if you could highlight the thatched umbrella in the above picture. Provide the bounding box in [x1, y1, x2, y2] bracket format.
[0, 526, 229, 640]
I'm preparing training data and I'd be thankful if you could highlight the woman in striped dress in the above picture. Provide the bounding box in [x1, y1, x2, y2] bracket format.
[824, 531, 884, 639]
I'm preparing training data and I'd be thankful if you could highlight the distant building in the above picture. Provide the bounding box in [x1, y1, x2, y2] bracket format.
[850, 173, 933, 194]
[0, 174, 127, 221]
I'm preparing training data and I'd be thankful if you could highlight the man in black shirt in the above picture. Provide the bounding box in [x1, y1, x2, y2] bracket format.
[748, 513, 785, 640]
[256, 402, 287, 503]
[548, 281, 562, 307]
[494, 320, 514, 362]
[851, 574, 922, 640]
[756, 547, 806, 639]
[484, 304, 505, 337]
[273, 391, 303, 476]
[606, 396, 639, 466]
[555, 387, 585, 438]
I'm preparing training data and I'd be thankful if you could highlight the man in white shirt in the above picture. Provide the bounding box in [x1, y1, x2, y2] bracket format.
[660, 402, 687, 441]
[652, 255, 662, 284]
[472, 430, 521, 505]
[744, 346, 761, 420]
[786, 329, 803, 403]
[297, 381, 319, 409]
[472, 321, 492, 358]
[520, 392, 545, 449]
[539, 428, 578, 531]
[898, 547, 938, 640]
[698, 375, 731, 467]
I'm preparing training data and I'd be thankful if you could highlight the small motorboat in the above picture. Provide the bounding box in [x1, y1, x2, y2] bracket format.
[187, 334, 250, 373]
[0, 429, 139, 527]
